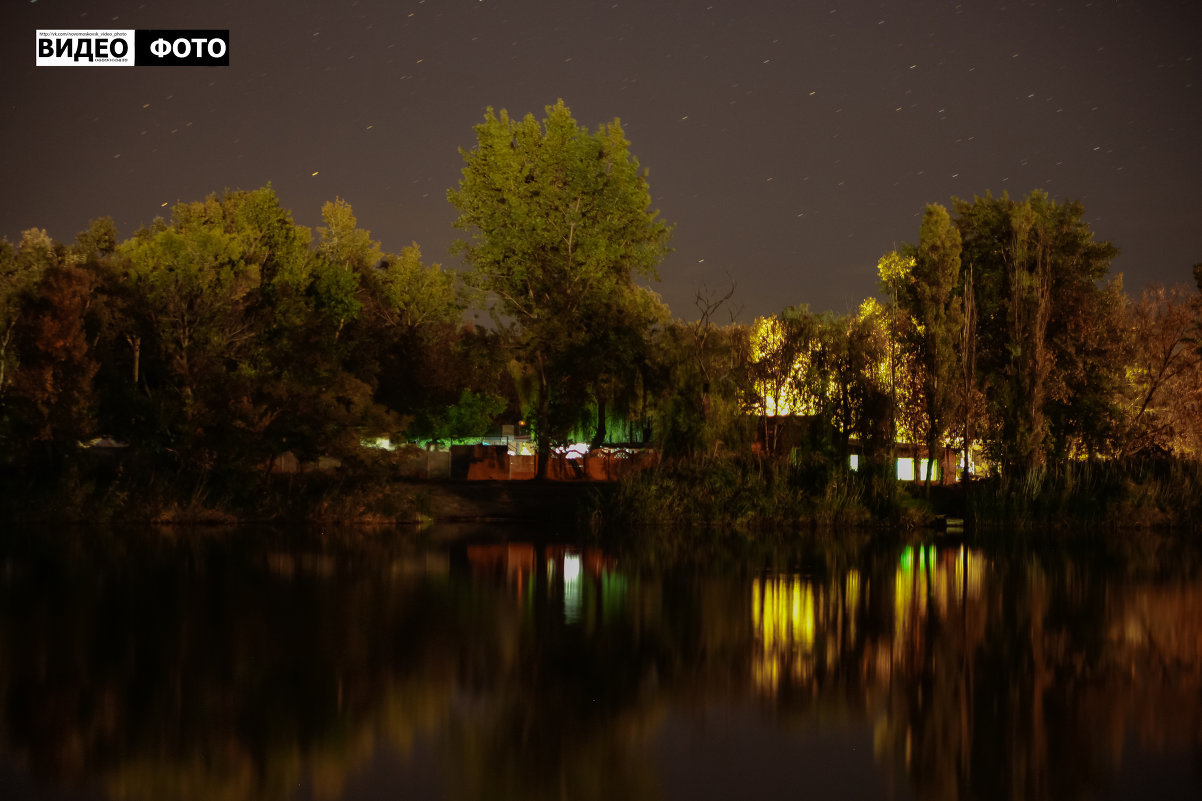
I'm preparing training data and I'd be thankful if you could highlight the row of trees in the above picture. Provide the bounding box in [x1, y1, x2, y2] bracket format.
[746, 194, 1202, 487]
[0, 187, 511, 484]
[447, 101, 1202, 488]
[1, 100, 1200, 508]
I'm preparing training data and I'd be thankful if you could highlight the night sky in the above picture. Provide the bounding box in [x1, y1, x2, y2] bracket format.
[3, 0, 1200, 321]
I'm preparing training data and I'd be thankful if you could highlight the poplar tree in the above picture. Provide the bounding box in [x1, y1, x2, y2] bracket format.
[907, 204, 963, 487]
[955, 191, 1120, 475]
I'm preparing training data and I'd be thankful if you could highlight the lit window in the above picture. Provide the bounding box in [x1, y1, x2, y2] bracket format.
[897, 459, 940, 481]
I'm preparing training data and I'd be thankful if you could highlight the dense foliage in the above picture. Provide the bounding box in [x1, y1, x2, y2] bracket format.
[1, 101, 1201, 526]
[448, 100, 671, 476]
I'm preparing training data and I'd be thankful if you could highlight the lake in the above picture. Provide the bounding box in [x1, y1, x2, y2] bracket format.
[0, 525, 1199, 800]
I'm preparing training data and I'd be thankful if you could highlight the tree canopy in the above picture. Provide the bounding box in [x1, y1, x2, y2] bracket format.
[448, 99, 671, 475]
[3, 106, 1202, 525]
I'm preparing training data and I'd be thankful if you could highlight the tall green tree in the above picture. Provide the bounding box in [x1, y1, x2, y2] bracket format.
[904, 204, 964, 487]
[448, 100, 671, 476]
[118, 188, 389, 473]
[4, 259, 99, 466]
[955, 191, 1120, 475]
[121, 196, 263, 466]
[0, 230, 60, 400]
[877, 250, 929, 479]
[69, 218, 146, 446]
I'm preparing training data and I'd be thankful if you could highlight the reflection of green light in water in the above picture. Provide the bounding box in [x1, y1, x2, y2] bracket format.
[900, 546, 914, 573]
[601, 572, 627, 622]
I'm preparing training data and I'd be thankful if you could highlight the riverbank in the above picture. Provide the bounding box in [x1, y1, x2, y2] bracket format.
[3, 451, 1201, 535]
[405, 480, 615, 525]
[0, 458, 617, 527]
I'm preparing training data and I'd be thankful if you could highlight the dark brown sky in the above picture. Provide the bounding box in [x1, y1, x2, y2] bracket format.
[3, 0, 1200, 320]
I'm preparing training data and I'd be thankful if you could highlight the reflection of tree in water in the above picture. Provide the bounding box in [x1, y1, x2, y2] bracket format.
[747, 542, 1202, 801]
[0, 533, 688, 801]
[445, 542, 671, 801]
[0, 530, 1200, 800]
[0, 530, 457, 801]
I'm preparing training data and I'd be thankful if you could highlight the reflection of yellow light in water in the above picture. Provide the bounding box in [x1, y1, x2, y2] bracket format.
[752, 577, 762, 634]
[752, 574, 819, 692]
[791, 580, 802, 643]
[801, 582, 815, 650]
[895, 563, 911, 644]
[894, 548, 929, 651]
[893, 545, 988, 660]
[954, 546, 965, 605]
[750, 570, 817, 644]
[846, 569, 861, 645]
[966, 547, 984, 598]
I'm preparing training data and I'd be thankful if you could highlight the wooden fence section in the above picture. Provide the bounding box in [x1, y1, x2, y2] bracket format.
[272, 445, 656, 481]
[450, 445, 657, 481]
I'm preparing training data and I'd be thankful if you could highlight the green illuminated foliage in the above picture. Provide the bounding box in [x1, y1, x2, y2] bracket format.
[316, 197, 383, 270]
[372, 243, 461, 332]
[113, 187, 405, 473]
[449, 100, 671, 473]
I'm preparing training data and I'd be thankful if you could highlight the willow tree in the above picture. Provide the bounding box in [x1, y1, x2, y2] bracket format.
[448, 100, 671, 476]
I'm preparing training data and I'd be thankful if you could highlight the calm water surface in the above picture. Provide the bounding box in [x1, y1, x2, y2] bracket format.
[0, 526, 1199, 801]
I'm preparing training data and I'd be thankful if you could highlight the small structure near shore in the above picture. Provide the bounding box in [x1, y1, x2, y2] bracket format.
[449, 444, 656, 481]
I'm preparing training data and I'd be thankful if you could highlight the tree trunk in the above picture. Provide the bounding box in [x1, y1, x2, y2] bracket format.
[590, 395, 607, 450]
[0, 323, 11, 396]
[535, 350, 550, 480]
[961, 264, 976, 500]
[536, 432, 551, 480]
[128, 333, 141, 387]
[924, 434, 933, 493]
